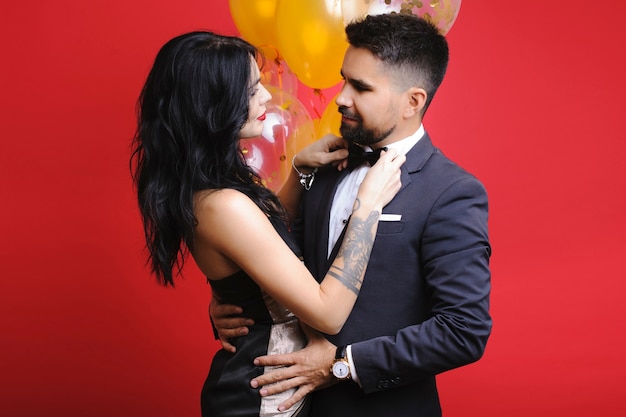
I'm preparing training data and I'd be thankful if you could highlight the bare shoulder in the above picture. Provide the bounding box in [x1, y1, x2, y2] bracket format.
[193, 188, 283, 275]
[194, 188, 269, 237]
[192, 189, 265, 279]
[195, 188, 257, 217]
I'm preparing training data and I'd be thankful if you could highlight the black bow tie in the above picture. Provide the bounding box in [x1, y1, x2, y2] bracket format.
[347, 143, 387, 169]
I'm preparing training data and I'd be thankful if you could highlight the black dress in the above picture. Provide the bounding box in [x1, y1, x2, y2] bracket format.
[201, 217, 310, 417]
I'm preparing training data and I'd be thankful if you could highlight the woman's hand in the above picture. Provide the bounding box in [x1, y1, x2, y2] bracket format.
[293, 134, 349, 173]
[356, 148, 406, 212]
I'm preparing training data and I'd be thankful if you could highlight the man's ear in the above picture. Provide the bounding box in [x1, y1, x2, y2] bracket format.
[404, 87, 427, 118]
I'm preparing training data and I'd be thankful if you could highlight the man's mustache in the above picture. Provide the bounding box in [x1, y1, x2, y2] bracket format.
[338, 106, 361, 122]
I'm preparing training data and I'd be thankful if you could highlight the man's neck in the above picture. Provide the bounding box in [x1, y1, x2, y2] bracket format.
[374, 120, 423, 149]
[369, 124, 424, 154]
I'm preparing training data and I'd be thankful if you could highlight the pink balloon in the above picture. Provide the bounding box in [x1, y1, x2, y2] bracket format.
[240, 86, 315, 191]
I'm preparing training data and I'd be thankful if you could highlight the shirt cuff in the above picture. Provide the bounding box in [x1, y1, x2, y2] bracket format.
[346, 344, 361, 385]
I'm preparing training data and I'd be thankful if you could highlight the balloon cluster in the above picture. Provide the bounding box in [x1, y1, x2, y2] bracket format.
[231, 0, 462, 190]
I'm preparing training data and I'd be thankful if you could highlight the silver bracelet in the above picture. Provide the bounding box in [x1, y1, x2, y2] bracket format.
[292, 154, 318, 190]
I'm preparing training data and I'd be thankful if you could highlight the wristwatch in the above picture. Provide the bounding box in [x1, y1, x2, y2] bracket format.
[331, 345, 351, 380]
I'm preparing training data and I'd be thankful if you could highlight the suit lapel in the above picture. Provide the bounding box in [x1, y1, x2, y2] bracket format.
[404, 132, 436, 173]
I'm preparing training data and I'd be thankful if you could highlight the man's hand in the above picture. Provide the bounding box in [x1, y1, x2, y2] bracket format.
[209, 296, 254, 353]
[250, 327, 336, 412]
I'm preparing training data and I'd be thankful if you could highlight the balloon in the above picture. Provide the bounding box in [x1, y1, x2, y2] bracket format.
[241, 86, 316, 191]
[340, 0, 369, 25]
[258, 45, 299, 97]
[241, 134, 284, 191]
[316, 93, 341, 137]
[229, 0, 279, 47]
[275, 0, 347, 89]
[341, 0, 462, 35]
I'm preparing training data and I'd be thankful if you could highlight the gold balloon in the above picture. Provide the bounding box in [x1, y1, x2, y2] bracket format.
[340, 0, 369, 25]
[229, 0, 279, 46]
[275, 0, 347, 89]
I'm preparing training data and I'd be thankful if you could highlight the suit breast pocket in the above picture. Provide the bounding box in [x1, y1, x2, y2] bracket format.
[377, 218, 404, 234]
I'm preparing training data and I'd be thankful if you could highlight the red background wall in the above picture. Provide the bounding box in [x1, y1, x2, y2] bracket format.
[1, 1, 625, 416]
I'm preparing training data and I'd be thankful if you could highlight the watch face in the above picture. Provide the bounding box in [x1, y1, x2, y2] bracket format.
[332, 361, 350, 378]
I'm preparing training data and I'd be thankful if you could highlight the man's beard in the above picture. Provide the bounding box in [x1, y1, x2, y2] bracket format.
[338, 106, 394, 147]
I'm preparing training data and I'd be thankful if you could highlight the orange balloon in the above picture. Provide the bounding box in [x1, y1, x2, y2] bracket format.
[229, 0, 279, 46]
[275, 0, 347, 89]
[316, 93, 341, 137]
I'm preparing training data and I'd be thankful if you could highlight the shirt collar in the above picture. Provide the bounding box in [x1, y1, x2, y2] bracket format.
[363, 124, 424, 156]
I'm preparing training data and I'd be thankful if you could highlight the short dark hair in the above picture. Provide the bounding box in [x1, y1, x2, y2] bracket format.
[345, 13, 449, 113]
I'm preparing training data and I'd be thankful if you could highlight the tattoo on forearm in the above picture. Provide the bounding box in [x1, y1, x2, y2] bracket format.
[327, 267, 359, 294]
[328, 208, 380, 295]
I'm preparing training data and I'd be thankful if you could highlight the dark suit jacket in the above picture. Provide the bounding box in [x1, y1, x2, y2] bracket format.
[297, 133, 492, 417]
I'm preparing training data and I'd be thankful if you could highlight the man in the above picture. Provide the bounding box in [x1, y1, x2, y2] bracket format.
[212, 13, 491, 416]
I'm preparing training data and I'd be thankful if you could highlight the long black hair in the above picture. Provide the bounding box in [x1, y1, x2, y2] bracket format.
[130, 31, 284, 286]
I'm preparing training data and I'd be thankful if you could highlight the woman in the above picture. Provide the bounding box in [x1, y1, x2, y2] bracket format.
[130, 31, 404, 417]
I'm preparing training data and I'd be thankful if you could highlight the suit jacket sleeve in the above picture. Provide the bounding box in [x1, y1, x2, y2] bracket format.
[351, 175, 492, 394]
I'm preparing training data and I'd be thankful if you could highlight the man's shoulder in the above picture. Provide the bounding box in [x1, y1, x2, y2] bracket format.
[407, 148, 488, 204]
[417, 147, 479, 182]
